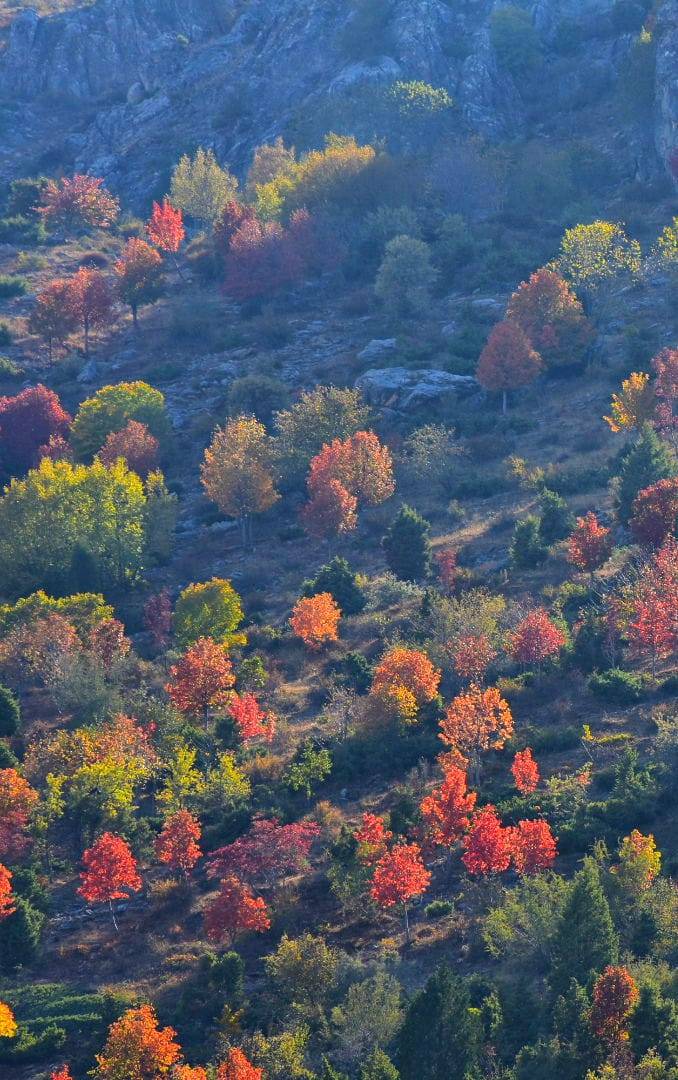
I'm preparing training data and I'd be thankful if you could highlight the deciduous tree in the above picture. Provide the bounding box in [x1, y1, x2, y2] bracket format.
[509, 609, 566, 667]
[558, 221, 641, 287]
[206, 817, 319, 889]
[354, 812, 393, 865]
[78, 833, 142, 930]
[165, 638, 235, 724]
[0, 1001, 17, 1038]
[462, 805, 511, 875]
[511, 748, 540, 794]
[590, 966, 640, 1044]
[174, 578, 245, 648]
[0, 768, 38, 862]
[94, 1003, 181, 1079]
[509, 818, 557, 874]
[146, 199, 185, 268]
[98, 420, 160, 477]
[371, 842, 431, 941]
[615, 830, 661, 895]
[204, 874, 270, 945]
[38, 174, 120, 231]
[0, 384, 71, 478]
[307, 431, 395, 509]
[216, 1048, 263, 1080]
[605, 372, 656, 433]
[628, 594, 676, 675]
[449, 633, 495, 685]
[28, 280, 80, 362]
[0, 863, 15, 919]
[201, 417, 280, 545]
[300, 478, 357, 539]
[439, 686, 513, 783]
[155, 810, 202, 877]
[476, 320, 542, 412]
[567, 512, 613, 576]
[290, 592, 341, 649]
[170, 148, 239, 227]
[114, 239, 164, 328]
[68, 268, 114, 356]
[420, 764, 476, 848]
[143, 589, 172, 650]
[71, 381, 170, 460]
[506, 267, 593, 370]
[228, 693, 276, 743]
[630, 476, 678, 547]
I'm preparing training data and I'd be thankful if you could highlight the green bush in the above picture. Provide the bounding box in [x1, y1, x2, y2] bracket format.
[0, 216, 47, 246]
[490, 6, 542, 76]
[71, 381, 171, 459]
[589, 668, 645, 704]
[0, 275, 27, 298]
[382, 504, 432, 581]
[510, 516, 548, 568]
[0, 683, 20, 736]
[227, 375, 290, 428]
[0, 323, 13, 347]
[0, 356, 23, 380]
[302, 556, 366, 615]
[538, 488, 574, 543]
[425, 899, 454, 919]
[0, 897, 45, 969]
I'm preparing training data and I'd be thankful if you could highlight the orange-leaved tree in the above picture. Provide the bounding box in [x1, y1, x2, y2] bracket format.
[290, 592, 341, 649]
[0, 768, 39, 863]
[505, 267, 593, 370]
[165, 637, 235, 725]
[462, 805, 512, 876]
[354, 812, 393, 865]
[509, 818, 557, 875]
[511, 748, 540, 794]
[93, 1004, 181, 1079]
[370, 646, 441, 723]
[114, 239, 164, 328]
[204, 874, 270, 945]
[0, 1001, 17, 1038]
[449, 633, 496, 685]
[38, 174, 120, 231]
[147, 199, 185, 273]
[420, 763, 476, 849]
[370, 842, 431, 942]
[476, 320, 542, 413]
[567, 511, 613, 577]
[589, 966, 640, 1045]
[509, 609, 566, 668]
[439, 686, 513, 784]
[201, 417, 279, 546]
[0, 862, 15, 919]
[303, 430, 395, 533]
[78, 832, 142, 930]
[155, 810, 202, 878]
[216, 1048, 263, 1080]
[228, 693, 276, 743]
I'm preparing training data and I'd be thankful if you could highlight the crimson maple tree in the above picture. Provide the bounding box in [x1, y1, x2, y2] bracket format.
[589, 966, 640, 1044]
[78, 832, 142, 929]
[94, 1004, 181, 1079]
[462, 805, 512, 876]
[143, 589, 172, 651]
[300, 477, 358, 539]
[206, 817, 319, 889]
[99, 419, 160, 477]
[509, 609, 566, 667]
[354, 812, 393, 865]
[165, 638, 235, 724]
[630, 477, 678, 547]
[67, 268, 114, 356]
[146, 199, 185, 267]
[505, 267, 593, 370]
[204, 874, 270, 945]
[0, 384, 71, 477]
[228, 693, 276, 743]
[0, 862, 15, 919]
[435, 548, 458, 593]
[449, 633, 496, 685]
[370, 842, 431, 941]
[567, 511, 613, 576]
[509, 818, 557, 874]
[155, 811, 202, 877]
[511, 748, 540, 795]
[420, 764, 477, 849]
[476, 320, 542, 413]
[50, 1068, 74, 1080]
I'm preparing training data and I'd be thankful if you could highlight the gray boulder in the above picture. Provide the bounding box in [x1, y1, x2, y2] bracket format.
[355, 367, 478, 412]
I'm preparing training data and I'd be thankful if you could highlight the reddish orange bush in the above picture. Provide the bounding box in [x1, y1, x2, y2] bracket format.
[290, 592, 341, 649]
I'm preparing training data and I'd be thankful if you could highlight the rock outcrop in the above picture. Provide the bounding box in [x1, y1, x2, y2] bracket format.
[355, 367, 479, 413]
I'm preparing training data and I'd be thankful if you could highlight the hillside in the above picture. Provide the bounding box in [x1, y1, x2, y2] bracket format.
[0, 2, 677, 1080]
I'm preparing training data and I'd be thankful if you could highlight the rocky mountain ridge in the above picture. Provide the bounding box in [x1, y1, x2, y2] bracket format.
[0, 0, 675, 206]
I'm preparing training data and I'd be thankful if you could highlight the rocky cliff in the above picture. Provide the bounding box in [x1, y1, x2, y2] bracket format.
[0, 0, 675, 205]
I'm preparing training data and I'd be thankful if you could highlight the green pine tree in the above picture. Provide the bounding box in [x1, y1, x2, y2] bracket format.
[360, 1050, 400, 1080]
[0, 683, 20, 737]
[302, 556, 366, 615]
[510, 515, 548, 568]
[615, 423, 676, 524]
[397, 965, 480, 1080]
[538, 488, 574, 543]
[382, 504, 432, 581]
[0, 896, 45, 969]
[550, 858, 619, 994]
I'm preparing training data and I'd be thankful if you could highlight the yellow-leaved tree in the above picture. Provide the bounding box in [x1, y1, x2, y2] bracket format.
[201, 416, 279, 545]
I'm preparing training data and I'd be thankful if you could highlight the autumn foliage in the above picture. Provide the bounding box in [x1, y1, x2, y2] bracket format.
[506, 267, 593, 370]
[28, 280, 80, 361]
[206, 817, 319, 888]
[204, 874, 270, 944]
[155, 811, 202, 876]
[511, 748, 540, 794]
[354, 812, 393, 865]
[567, 511, 613, 574]
[300, 477, 358, 539]
[228, 693, 276, 743]
[440, 686, 513, 779]
[94, 1004, 181, 1079]
[462, 806, 512, 875]
[370, 842, 431, 908]
[0, 1001, 17, 1038]
[589, 966, 640, 1044]
[99, 420, 160, 477]
[146, 199, 185, 256]
[509, 818, 557, 874]
[420, 765, 477, 848]
[0, 384, 71, 477]
[165, 638, 235, 719]
[114, 239, 164, 326]
[509, 609, 566, 666]
[371, 647, 441, 721]
[290, 592, 341, 649]
[78, 833, 142, 910]
[449, 633, 496, 684]
[38, 174, 120, 231]
[0, 862, 15, 919]
[630, 476, 678, 547]
[0, 768, 39, 862]
[476, 320, 542, 411]
[605, 371, 656, 433]
[216, 1048, 263, 1080]
[306, 431, 395, 509]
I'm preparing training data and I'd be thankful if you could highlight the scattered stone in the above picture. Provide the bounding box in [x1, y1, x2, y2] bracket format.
[357, 338, 397, 362]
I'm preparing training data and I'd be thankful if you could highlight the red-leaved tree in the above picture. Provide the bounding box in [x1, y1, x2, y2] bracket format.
[567, 511, 613, 576]
[354, 812, 393, 865]
[28, 279, 80, 362]
[78, 832, 142, 930]
[630, 477, 678, 548]
[216, 1047, 263, 1080]
[204, 874, 270, 945]
[98, 419, 160, 477]
[509, 610, 566, 668]
[462, 805, 512, 876]
[0, 384, 71, 477]
[511, 748, 540, 795]
[449, 633, 496, 685]
[147, 199, 185, 272]
[206, 817, 319, 889]
[420, 764, 477, 849]
[143, 589, 172, 651]
[435, 548, 458, 594]
[589, 966, 640, 1045]
[228, 693, 276, 743]
[476, 321, 543, 413]
[67, 268, 114, 355]
[505, 267, 593, 370]
[155, 810, 202, 878]
[306, 431, 395, 510]
[300, 477, 358, 539]
[0, 768, 39, 863]
[509, 818, 557, 874]
[0, 862, 15, 920]
[38, 174, 120, 231]
[370, 842, 431, 942]
[165, 638, 235, 725]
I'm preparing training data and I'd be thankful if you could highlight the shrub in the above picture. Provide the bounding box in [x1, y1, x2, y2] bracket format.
[227, 375, 290, 428]
[302, 556, 366, 615]
[375, 235, 437, 317]
[0, 356, 23, 380]
[0, 323, 13, 347]
[0, 683, 20, 736]
[0, 275, 27, 298]
[538, 488, 574, 543]
[424, 899, 454, 918]
[589, 668, 645, 704]
[0, 896, 44, 969]
[490, 6, 542, 76]
[382, 504, 432, 582]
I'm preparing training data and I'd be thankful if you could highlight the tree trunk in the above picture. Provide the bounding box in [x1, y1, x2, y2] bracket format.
[83, 318, 90, 357]
[502, 390, 508, 414]
[109, 897, 119, 932]
[403, 903, 410, 945]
